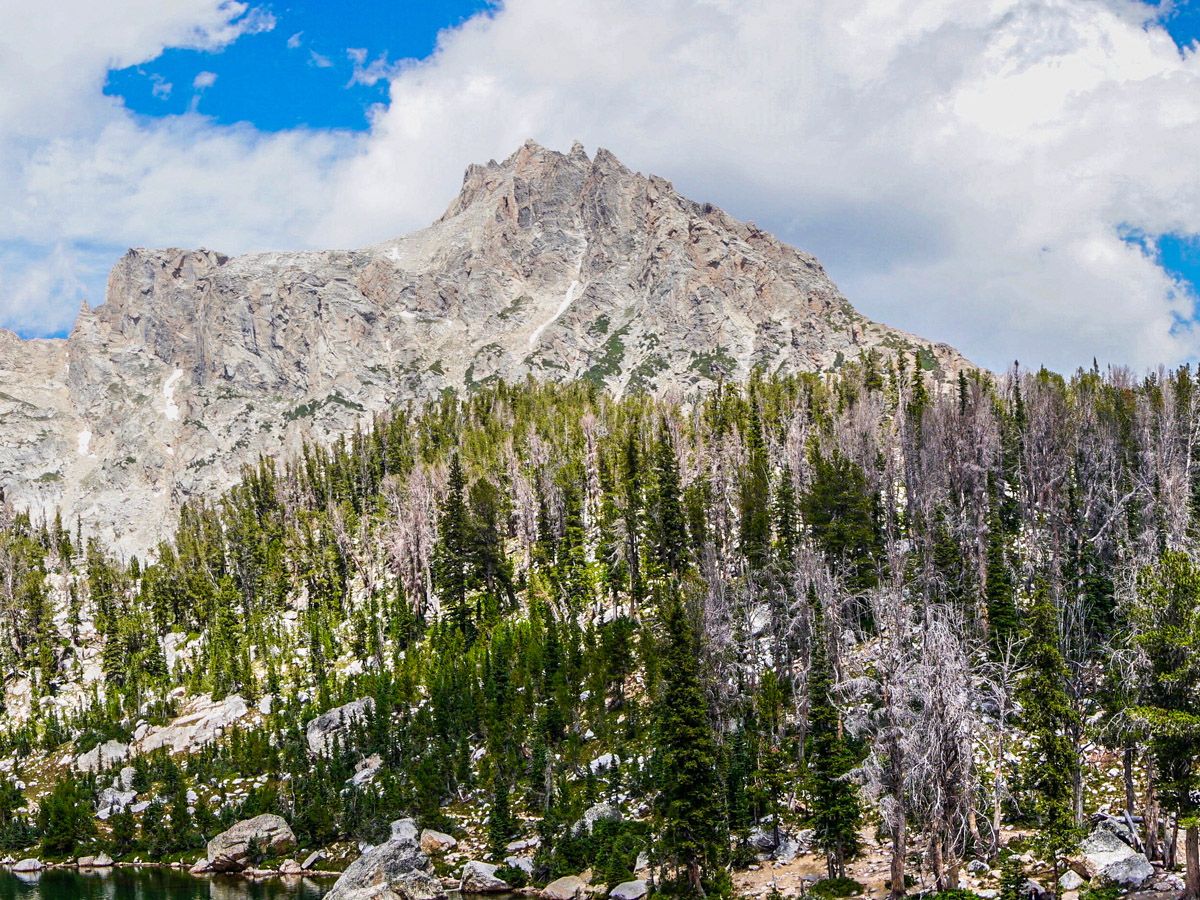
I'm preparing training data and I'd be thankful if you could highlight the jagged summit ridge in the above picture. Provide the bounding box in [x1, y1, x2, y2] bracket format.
[0, 141, 969, 553]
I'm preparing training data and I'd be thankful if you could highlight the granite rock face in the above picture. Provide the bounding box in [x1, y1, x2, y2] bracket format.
[0, 141, 970, 553]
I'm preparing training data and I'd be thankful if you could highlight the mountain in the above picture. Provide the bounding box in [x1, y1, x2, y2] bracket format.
[0, 140, 969, 553]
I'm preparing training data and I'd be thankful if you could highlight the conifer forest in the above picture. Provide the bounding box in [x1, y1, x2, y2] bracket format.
[2, 359, 1199, 900]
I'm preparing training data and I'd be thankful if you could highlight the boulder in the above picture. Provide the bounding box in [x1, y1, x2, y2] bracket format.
[302, 850, 326, 870]
[571, 801, 622, 837]
[505, 855, 534, 875]
[75, 739, 128, 773]
[206, 814, 297, 872]
[76, 856, 95, 867]
[93, 852, 113, 867]
[12, 859, 42, 872]
[190, 857, 212, 874]
[325, 818, 429, 900]
[306, 697, 375, 755]
[391, 869, 448, 900]
[1098, 853, 1154, 887]
[420, 829, 458, 854]
[280, 859, 303, 875]
[747, 825, 803, 862]
[610, 881, 648, 900]
[1059, 871, 1085, 892]
[351, 754, 384, 787]
[1073, 827, 1153, 886]
[391, 819, 420, 842]
[97, 785, 136, 815]
[543, 875, 588, 900]
[460, 861, 511, 893]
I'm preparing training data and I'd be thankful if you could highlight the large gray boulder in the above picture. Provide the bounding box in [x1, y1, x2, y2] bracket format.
[306, 697, 375, 755]
[325, 818, 430, 900]
[543, 875, 587, 900]
[1073, 828, 1153, 887]
[11, 859, 42, 872]
[571, 801, 622, 837]
[460, 861, 511, 893]
[206, 814, 297, 872]
[610, 881, 648, 900]
[747, 825, 805, 862]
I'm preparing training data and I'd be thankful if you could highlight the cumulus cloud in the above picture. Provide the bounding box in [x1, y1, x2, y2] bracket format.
[0, 1, 352, 334]
[319, 0, 1200, 371]
[192, 70, 218, 89]
[2, 0, 1199, 372]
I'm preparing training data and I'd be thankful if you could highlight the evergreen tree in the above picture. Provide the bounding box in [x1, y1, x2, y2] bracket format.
[984, 508, 1019, 654]
[38, 778, 96, 857]
[739, 403, 772, 571]
[1019, 580, 1080, 894]
[806, 593, 862, 879]
[1132, 551, 1200, 900]
[653, 589, 725, 897]
[800, 450, 880, 592]
[487, 773, 515, 861]
[434, 453, 474, 636]
[651, 424, 688, 577]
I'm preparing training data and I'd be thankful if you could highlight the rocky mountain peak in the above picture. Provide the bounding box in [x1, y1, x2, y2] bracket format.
[0, 141, 971, 553]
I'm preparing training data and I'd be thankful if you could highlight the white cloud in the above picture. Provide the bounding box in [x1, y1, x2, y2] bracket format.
[346, 48, 401, 86]
[2, 0, 1200, 372]
[287, 31, 304, 50]
[192, 70, 218, 89]
[309, 50, 334, 69]
[150, 73, 173, 99]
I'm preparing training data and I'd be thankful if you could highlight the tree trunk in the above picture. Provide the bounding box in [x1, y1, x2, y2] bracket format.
[1123, 745, 1137, 820]
[1146, 757, 1161, 862]
[1168, 819, 1179, 872]
[992, 734, 1005, 857]
[889, 808, 907, 899]
[1185, 825, 1199, 900]
[930, 838, 945, 891]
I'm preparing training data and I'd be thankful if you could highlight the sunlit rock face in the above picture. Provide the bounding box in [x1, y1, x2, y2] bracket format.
[0, 141, 969, 553]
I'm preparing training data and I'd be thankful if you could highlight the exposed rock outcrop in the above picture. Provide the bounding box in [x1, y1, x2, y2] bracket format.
[0, 141, 972, 555]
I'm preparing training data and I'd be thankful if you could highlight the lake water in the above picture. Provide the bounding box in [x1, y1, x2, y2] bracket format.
[0, 868, 333, 899]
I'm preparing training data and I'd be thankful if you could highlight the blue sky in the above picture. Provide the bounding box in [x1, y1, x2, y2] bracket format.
[104, 1, 494, 132]
[1151, 0, 1200, 322]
